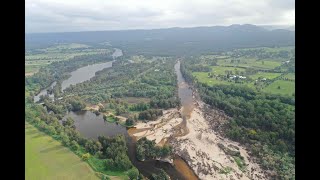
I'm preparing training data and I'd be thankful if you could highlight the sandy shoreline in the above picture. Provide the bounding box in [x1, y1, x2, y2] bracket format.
[130, 100, 268, 180]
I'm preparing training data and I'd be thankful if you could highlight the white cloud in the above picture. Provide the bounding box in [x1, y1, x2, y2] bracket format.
[26, 0, 295, 33]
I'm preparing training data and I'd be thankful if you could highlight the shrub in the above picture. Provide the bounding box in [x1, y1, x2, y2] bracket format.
[82, 153, 91, 161]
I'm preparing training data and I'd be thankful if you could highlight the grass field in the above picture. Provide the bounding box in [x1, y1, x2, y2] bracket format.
[45, 43, 90, 50]
[249, 72, 281, 80]
[25, 122, 99, 180]
[192, 72, 234, 86]
[237, 46, 295, 53]
[25, 65, 43, 74]
[210, 66, 246, 74]
[262, 80, 295, 96]
[217, 58, 281, 69]
[25, 43, 113, 75]
[283, 73, 295, 80]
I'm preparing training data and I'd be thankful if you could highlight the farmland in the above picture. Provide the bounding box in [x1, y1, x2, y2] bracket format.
[217, 58, 281, 69]
[25, 43, 113, 75]
[25, 40, 294, 180]
[181, 46, 295, 179]
[189, 46, 295, 96]
[262, 80, 295, 96]
[25, 122, 100, 180]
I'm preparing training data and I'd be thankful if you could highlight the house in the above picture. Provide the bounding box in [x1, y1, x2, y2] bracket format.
[230, 75, 246, 79]
[229, 75, 237, 79]
[282, 60, 290, 64]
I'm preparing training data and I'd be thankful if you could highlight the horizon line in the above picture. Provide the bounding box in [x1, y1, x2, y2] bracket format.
[26, 23, 295, 34]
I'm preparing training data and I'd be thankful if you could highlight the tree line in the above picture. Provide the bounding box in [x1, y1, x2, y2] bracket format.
[180, 59, 295, 179]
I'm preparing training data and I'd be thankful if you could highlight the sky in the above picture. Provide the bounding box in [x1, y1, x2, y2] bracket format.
[26, 0, 295, 33]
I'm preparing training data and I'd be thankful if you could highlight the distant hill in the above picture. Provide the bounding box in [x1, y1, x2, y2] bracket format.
[261, 25, 295, 31]
[26, 24, 295, 55]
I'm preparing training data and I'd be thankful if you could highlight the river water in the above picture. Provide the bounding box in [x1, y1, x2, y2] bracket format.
[61, 61, 114, 91]
[34, 50, 197, 179]
[33, 48, 123, 102]
[174, 60, 194, 118]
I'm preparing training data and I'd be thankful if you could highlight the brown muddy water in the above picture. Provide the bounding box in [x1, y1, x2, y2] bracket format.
[35, 54, 197, 179]
[172, 60, 194, 138]
[174, 61, 194, 118]
[65, 110, 189, 179]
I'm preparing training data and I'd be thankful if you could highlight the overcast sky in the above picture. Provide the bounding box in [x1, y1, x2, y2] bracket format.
[26, 0, 295, 33]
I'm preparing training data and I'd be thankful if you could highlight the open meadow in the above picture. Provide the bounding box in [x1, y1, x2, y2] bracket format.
[25, 122, 100, 180]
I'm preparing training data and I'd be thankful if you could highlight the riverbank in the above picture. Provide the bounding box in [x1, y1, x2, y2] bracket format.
[130, 97, 268, 180]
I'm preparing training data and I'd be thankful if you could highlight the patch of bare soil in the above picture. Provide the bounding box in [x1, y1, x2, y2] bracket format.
[25, 72, 35, 76]
[129, 93, 268, 180]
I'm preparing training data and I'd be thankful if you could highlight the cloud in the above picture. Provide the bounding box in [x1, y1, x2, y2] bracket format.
[26, 0, 295, 33]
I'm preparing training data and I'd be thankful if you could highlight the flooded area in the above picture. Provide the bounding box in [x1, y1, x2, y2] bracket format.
[65, 110, 187, 179]
[128, 61, 199, 179]
[64, 111, 128, 139]
[34, 52, 199, 179]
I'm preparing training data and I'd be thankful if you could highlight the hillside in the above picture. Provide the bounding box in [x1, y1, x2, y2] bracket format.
[26, 24, 295, 55]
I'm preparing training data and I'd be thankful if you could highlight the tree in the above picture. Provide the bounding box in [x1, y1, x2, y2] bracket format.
[60, 133, 70, 146]
[151, 169, 170, 180]
[70, 140, 80, 151]
[126, 118, 134, 126]
[127, 168, 139, 180]
[278, 86, 281, 89]
[45, 126, 56, 135]
[85, 140, 102, 155]
[69, 98, 86, 111]
[63, 117, 75, 128]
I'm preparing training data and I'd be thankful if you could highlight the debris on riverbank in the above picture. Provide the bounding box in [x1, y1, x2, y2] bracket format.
[130, 100, 268, 180]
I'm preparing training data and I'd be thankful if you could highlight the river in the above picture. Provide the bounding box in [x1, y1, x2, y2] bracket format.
[34, 50, 196, 179]
[34, 48, 123, 102]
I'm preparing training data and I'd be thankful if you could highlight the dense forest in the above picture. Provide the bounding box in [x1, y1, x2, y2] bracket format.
[26, 24, 294, 56]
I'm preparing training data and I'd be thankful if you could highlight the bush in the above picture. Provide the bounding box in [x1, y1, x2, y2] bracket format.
[101, 175, 110, 180]
[82, 153, 91, 161]
[127, 168, 139, 180]
[126, 118, 134, 126]
[105, 159, 114, 170]
[151, 169, 170, 180]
